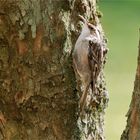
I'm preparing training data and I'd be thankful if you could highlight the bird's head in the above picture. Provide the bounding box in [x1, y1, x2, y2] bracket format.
[79, 15, 96, 34]
[78, 15, 100, 41]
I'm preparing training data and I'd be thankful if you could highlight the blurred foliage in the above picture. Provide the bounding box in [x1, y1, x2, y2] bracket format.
[99, 0, 140, 140]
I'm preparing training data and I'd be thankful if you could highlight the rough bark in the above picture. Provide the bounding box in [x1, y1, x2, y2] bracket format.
[0, 0, 108, 140]
[121, 35, 140, 140]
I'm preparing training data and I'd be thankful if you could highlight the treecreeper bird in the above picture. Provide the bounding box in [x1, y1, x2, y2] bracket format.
[73, 15, 108, 113]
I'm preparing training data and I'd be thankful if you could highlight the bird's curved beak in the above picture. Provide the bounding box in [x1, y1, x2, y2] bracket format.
[78, 15, 87, 24]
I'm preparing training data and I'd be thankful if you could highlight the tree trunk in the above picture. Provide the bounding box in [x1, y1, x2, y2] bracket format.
[0, 0, 108, 140]
[121, 35, 140, 140]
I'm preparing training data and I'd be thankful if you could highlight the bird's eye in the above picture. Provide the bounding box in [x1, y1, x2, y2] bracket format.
[89, 26, 94, 30]
[88, 24, 95, 30]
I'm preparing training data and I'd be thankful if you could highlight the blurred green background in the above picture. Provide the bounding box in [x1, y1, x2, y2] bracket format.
[99, 0, 140, 140]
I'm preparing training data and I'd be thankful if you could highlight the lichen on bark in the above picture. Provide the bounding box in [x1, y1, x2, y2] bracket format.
[0, 0, 108, 140]
[72, 0, 109, 140]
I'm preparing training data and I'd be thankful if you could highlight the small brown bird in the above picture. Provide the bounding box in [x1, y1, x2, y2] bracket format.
[73, 15, 107, 112]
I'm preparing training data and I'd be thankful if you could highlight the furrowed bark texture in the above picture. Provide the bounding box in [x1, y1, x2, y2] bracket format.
[0, 0, 108, 140]
[121, 39, 140, 140]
